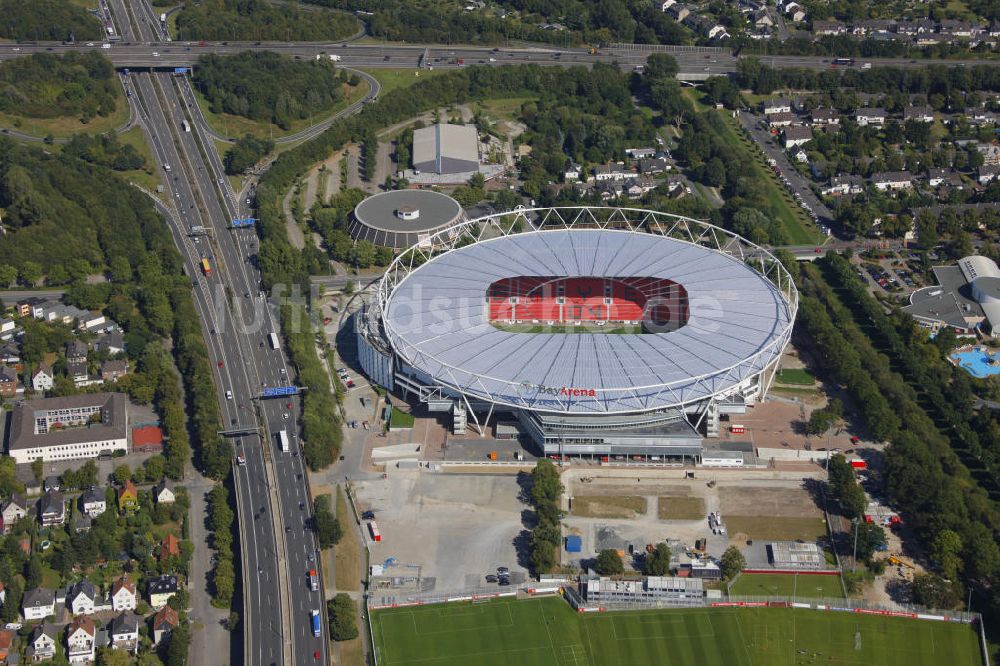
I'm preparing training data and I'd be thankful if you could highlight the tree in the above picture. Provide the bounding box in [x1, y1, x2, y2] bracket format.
[530, 531, 557, 574]
[594, 549, 624, 575]
[0, 457, 24, 497]
[165, 620, 190, 666]
[19, 261, 42, 286]
[313, 495, 343, 549]
[24, 554, 43, 589]
[112, 464, 131, 486]
[911, 573, 961, 609]
[97, 647, 133, 666]
[167, 589, 190, 611]
[854, 522, 887, 562]
[645, 53, 679, 81]
[31, 457, 44, 484]
[0, 264, 16, 287]
[645, 542, 671, 576]
[929, 529, 963, 581]
[530, 459, 563, 507]
[720, 546, 746, 580]
[327, 593, 359, 641]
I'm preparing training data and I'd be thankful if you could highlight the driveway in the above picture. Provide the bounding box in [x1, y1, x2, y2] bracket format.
[738, 111, 834, 226]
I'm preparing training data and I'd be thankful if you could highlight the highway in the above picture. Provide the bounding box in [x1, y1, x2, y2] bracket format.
[0, 39, 992, 79]
[105, 1, 329, 664]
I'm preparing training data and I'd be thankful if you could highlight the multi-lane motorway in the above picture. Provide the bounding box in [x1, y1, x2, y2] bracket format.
[104, 1, 329, 664]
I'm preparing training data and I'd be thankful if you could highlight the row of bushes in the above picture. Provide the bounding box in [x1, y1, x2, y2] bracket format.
[207, 484, 237, 607]
[527, 460, 563, 574]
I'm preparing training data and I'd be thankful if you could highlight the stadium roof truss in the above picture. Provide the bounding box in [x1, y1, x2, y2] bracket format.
[367, 206, 798, 415]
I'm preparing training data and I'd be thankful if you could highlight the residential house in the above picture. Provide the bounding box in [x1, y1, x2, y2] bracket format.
[763, 98, 792, 114]
[26, 624, 58, 662]
[783, 126, 813, 149]
[66, 616, 96, 664]
[31, 364, 53, 392]
[108, 612, 140, 654]
[100, 359, 128, 382]
[623, 176, 658, 199]
[71, 510, 92, 534]
[38, 491, 65, 527]
[67, 361, 89, 387]
[590, 163, 631, 182]
[22, 588, 56, 621]
[148, 575, 179, 610]
[752, 8, 774, 29]
[1, 493, 28, 533]
[15, 297, 47, 318]
[93, 332, 124, 355]
[873, 170, 913, 191]
[117, 480, 138, 513]
[625, 147, 657, 159]
[0, 365, 17, 397]
[812, 19, 846, 35]
[154, 481, 175, 505]
[821, 174, 865, 196]
[0, 628, 14, 663]
[152, 605, 179, 646]
[766, 111, 797, 127]
[638, 157, 671, 175]
[855, 108, 887, 126]
[903, 106, 934, 123]
[159, 533, 181, 563]
[79, 487, 107, 519]
[979, 164, 1000, 185]
[0, 581, 5, 605]
[43, 477, 60, 493]
[978, 143, 1000, 166]
[76, 312, 105, 332]
[0, 318, 14, 338]
[65, 341, 88, 365]
[111, 575, 137, 612]
[595, 181, 622, 201]
[787, 6, 805, 21]
[928, 168, 954, 187]
[666, 4, 689, 21]
[66, 580, 97, 616]
[0, 341, 20, 364]
[132, 425, 164, 453]
[656, 0, 676, 10]
[809, 108, 840, 126]
[563, 164, 582, 181]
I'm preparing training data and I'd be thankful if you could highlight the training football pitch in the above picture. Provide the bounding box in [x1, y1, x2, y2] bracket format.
[729, 573, 844, 599]
[371, 596, 983, 666]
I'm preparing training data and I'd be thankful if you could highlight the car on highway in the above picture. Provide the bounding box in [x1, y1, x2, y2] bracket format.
[217, 361, 224, 368]
[226, 390, 233, 400]
[283, 412, 289, 420]
[152, 52, 159, 56]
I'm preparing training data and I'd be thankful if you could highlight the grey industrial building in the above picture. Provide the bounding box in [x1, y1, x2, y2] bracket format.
[412, 123, 479, 174]
[903, 255, 1000, 336]
[349, 190, 464, 249]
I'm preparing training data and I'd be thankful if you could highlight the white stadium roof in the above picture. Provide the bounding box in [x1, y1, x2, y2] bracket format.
[381, 226, 794, 414]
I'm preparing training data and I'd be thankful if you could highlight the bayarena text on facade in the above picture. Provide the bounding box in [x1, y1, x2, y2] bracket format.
[356, 206, 797, 462]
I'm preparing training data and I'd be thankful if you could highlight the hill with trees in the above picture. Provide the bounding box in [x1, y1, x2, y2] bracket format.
[62, 133, 146, 171]
[193, 52, 347, 130]
[0, 52, 119, 121]
[175, 0, 357, 42]
[0, 0, 104, 42]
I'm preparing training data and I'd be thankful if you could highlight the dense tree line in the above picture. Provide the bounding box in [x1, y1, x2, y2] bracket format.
[797, 256, 1000, 617]
[527, 460, 563, 574]
[311, 188, 392, 267]
[313, 494, 343, 549]
[307, 0, 692, 46]
[63, 133, 146, 172]
[736, 59, 1000, 98]
[0, 0, 103, 41]
[207, 484, 236, 607]
[176, 0, 357, 42]
[327, 593, 358, 641]
[224, 134, 274, 175]
[194, 52, 347, 130]
[0, 52, 118, 121]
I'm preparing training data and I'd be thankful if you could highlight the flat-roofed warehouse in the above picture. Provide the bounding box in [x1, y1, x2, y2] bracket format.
[412, 123, 479, 174]
[767, 541, 826, 570]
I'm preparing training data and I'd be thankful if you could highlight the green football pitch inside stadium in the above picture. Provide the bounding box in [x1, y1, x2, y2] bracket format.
[371, 596, 984, 666]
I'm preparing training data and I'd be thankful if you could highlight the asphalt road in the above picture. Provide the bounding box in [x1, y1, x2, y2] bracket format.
[737, 110, 834, 225]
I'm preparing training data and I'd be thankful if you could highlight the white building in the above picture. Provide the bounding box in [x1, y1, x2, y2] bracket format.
[31, 365, 53, 392]
[872, 171, 913, 191]
[22, 588, 56, 621]
[111, 575, 138, 612]
[6, 393, 129, 464]
[855, 108, 887, 126]
[79, 487, 107, 518]
[66, 616, 96, 664]
[67, 580, 97, 616]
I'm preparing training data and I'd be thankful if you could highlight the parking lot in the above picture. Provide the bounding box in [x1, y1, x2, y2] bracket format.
[352, 471, 530, 592]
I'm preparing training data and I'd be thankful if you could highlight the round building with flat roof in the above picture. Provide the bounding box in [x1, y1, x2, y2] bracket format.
[349, 190, 464, 249]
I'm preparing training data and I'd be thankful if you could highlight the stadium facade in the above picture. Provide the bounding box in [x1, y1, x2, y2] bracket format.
[356, 206, 797, 461]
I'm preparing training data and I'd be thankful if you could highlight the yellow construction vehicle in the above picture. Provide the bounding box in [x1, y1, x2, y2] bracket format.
[887, 555, 915, 569]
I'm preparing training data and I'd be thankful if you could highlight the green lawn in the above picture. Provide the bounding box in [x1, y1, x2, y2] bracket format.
[364, 67, 448, 96]
[775, 368, 816, 385]
[730, 573, 843, 599]
[372, 596, 984, 666]
[388, 407, 415, 429]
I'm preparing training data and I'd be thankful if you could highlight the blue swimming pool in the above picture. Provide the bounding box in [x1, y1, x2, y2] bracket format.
[950, 349, 1000, 378]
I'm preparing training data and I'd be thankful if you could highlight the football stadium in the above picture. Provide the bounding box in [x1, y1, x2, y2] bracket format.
[356, 206, 797, 461]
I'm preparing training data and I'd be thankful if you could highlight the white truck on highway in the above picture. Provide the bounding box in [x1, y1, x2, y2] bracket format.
[316, 53, 342, 61]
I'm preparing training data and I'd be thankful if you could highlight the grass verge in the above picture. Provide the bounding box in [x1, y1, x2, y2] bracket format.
[0, 100, 130, 140]
[363, 67, 448, 96]
[657, 496, 706, 520]
[775, 368, 816, 385]
[570, 495, 646, 519]
[726, 515, 829, 542]
[335, 485, 361, 592]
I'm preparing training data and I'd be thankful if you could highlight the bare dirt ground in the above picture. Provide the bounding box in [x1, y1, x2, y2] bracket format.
[372, 141, 393, 192]
[302, 166, 320, 212]
[345, 145, 362, 189]
[323, 153, 342, 201]
[719, 485, 823, 518]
